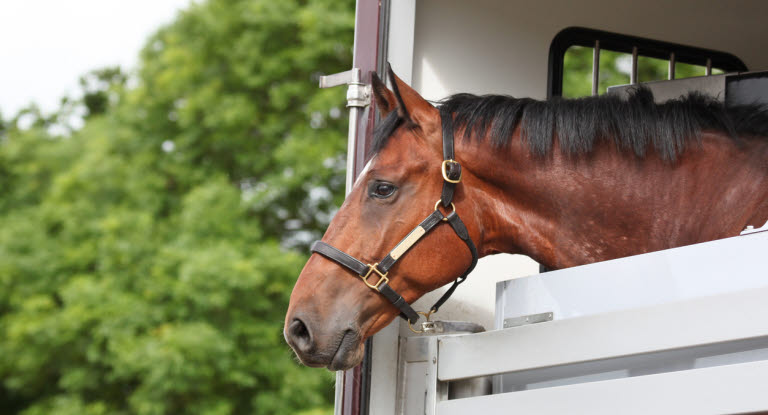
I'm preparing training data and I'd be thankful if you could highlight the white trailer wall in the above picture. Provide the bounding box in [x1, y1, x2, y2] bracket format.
[387, 0, 768, 331]
[369, 2, 768, 413]
[412, 0, 768, 101]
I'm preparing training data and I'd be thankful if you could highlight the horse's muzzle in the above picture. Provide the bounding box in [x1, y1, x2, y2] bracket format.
[284, 313, 364, 371]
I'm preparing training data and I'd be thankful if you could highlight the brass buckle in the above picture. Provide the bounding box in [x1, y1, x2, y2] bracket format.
[434, 199, 456, 222]
[441, 160, 462, 184]
[360, 263, 389, 290]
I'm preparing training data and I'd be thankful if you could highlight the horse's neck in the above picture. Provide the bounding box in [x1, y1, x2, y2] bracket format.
[460, 130, 768, 269]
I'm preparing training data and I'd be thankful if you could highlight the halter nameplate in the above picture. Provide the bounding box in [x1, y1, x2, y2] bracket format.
[390, 226, 426, 260]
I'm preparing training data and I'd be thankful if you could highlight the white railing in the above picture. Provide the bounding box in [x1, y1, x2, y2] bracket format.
[436, 287, 768, 414]
[396, 230, 768, 414]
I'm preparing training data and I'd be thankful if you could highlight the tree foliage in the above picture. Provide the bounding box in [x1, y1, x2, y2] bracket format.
[0, 0, 354, 413]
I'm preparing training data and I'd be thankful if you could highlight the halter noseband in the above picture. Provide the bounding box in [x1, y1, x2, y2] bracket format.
[309, 108, 479, 325]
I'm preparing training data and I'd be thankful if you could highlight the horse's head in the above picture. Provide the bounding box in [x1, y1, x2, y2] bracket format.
[284, 69, 479, 370]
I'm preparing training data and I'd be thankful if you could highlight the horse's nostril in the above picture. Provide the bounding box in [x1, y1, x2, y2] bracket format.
[288, 318, 313, 352]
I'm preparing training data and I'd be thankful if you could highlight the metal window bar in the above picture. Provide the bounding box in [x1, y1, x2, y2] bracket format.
[548, 27, 748, 98]
[591, 40, 600, 96]
[630, 46, 638, 84]
[668, 52, 676, 80]
[589, 42, 721, 94]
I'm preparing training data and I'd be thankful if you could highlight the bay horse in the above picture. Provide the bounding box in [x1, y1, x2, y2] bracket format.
[285, 67, 768, 371]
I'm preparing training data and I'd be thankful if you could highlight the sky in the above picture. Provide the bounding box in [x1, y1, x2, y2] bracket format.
[0, 0, 192, 117]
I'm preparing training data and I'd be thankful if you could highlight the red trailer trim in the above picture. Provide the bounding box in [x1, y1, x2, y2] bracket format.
[341, 1, 382, 414]
[350, 0, 381, 179]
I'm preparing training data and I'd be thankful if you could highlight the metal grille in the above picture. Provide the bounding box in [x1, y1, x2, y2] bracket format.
[548, 27, 747, 98]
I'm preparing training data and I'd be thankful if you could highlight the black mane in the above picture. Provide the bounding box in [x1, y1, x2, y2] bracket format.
[372, 88, 768, 160]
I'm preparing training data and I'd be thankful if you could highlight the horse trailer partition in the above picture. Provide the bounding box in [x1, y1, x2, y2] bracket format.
[395, 230, 768, 414]
[330, 1, 768, 413]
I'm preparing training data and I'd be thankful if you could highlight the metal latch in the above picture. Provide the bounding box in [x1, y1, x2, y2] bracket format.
[740, 220, 768, 235]
[421, 320, 485, 334]
[503, 312, 554, 328]
[319, 68, 371, 108]
[408, 310, 485, 334]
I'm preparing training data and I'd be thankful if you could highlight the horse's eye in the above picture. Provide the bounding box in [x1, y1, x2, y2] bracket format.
[370, 182, 397, 198]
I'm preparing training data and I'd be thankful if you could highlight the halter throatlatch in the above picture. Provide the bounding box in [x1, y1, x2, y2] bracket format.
[310, 107, 478, 324]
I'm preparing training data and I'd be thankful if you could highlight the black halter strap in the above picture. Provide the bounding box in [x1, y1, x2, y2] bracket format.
[440, 106, 461, 207]
[310, 109, 478, 324]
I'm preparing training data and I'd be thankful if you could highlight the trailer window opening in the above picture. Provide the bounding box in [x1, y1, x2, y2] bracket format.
[549, 27, 746, 98]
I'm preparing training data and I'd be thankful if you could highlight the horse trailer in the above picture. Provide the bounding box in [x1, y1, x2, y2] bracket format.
[312, 1, 768, 413]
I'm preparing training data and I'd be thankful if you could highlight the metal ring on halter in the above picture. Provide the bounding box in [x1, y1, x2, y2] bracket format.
[434, 199, 456, 222]
[407, 310, 436, 334]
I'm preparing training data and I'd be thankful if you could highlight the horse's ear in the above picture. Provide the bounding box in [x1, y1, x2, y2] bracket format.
[386, 63, 438, 128]
[372, 72, 397, 118]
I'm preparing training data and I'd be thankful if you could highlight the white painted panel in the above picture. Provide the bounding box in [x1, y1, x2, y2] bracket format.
[368, 322, 399, 415]
[439, 286, 768, 381]
[387, 0, 416, 84]
[496, 231, 768, 325]
[403, 361, 428, 414]
[438, 360, 768, 415]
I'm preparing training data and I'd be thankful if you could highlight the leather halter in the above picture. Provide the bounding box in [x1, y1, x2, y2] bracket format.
[310, 108, 478, 324]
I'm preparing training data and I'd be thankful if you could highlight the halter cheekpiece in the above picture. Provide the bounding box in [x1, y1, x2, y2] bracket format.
[310, 107, 479, 326]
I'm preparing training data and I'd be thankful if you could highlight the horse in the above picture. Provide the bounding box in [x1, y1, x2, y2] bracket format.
[284, 66, 768, 371]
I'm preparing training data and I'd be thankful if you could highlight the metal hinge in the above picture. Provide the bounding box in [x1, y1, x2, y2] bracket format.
[319, 68, 371, 108]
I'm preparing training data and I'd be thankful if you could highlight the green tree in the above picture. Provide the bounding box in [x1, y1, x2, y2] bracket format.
[0, 0, 354, 414]
[79, 67, 127, 118]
